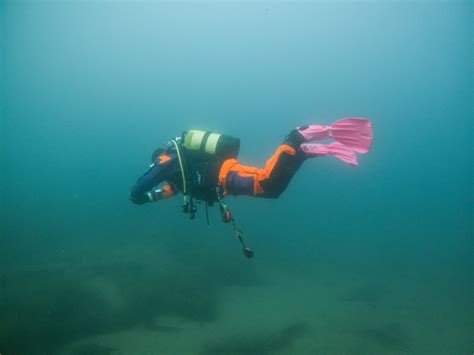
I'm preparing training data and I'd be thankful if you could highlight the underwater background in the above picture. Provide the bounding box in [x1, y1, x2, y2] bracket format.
[0, 1, 472, 354]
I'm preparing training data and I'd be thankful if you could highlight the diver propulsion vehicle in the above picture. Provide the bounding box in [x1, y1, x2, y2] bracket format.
[170, 130, 254, 259]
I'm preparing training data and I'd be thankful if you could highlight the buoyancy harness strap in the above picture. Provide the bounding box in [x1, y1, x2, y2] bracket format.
[171, 138, 196, 218]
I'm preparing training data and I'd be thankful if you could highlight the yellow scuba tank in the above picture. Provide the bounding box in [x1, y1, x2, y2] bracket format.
[182, 130, 240, 159]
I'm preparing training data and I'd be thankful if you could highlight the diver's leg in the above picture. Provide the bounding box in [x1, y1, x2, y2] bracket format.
[220, 121, 372, 199]
[219, 143, 305, 199]
[257, 144, 305, 198]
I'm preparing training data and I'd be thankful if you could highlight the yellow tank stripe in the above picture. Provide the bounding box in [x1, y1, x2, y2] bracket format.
[189, 130, 205, 150]
[183, 131, 193, 149]
[205, 133, 220, 155]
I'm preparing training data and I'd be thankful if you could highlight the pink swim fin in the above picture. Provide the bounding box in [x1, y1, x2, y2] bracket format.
[297, 118, 373, 154]
[300, 142, 358, 167]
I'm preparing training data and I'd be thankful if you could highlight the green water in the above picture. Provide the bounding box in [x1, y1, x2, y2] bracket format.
[1, 1, 472, 354]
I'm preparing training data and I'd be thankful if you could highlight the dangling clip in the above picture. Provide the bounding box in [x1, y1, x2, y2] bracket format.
[216, 186, 254, 259]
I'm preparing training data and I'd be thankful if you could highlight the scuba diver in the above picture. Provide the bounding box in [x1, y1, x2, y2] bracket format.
[130, 118, 373, 258]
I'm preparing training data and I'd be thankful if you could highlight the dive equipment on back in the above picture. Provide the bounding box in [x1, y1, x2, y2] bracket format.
[182, 130, 240, 159]
[170, 131, 253, 259]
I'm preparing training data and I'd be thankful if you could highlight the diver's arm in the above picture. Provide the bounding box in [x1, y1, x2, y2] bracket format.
[129, 152, 181, 204]
[129, 163, 168, 204]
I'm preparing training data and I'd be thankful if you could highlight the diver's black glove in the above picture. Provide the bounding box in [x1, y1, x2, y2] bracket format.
[129, 192, 147, 205]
